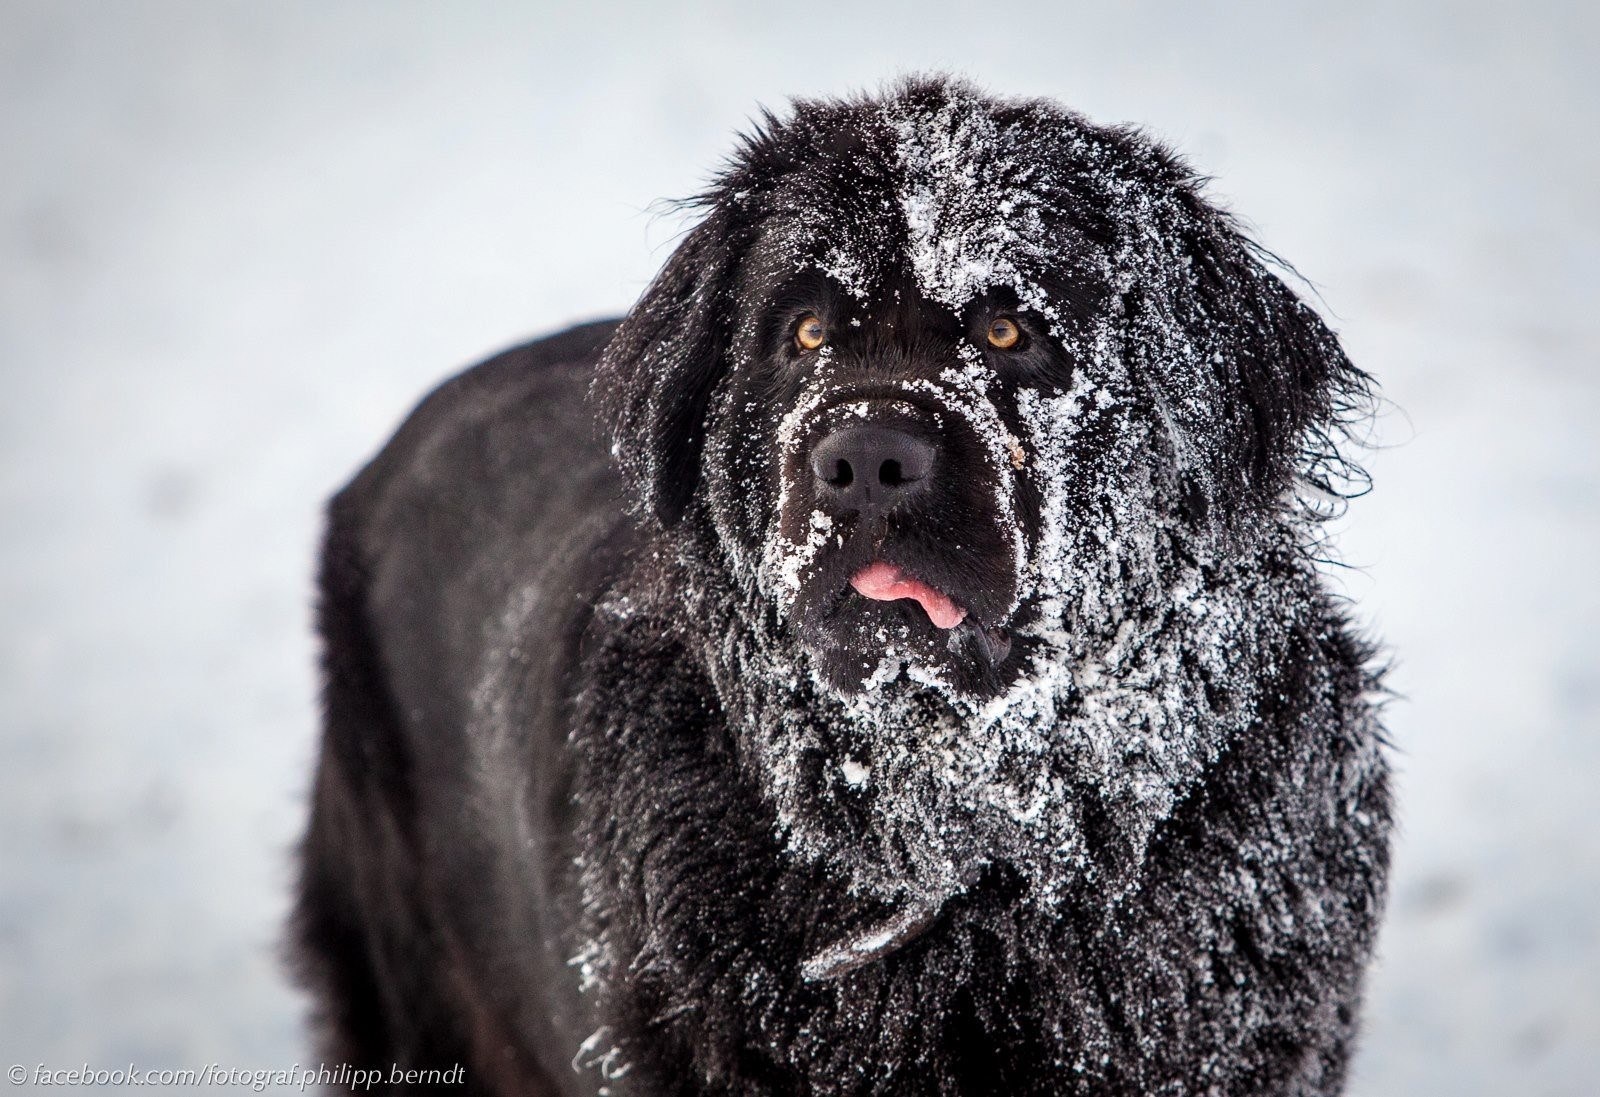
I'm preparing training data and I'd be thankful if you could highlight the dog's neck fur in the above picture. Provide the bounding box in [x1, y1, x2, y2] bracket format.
[570, 516, 1378, 1095]
[665, 480, 1311, 909]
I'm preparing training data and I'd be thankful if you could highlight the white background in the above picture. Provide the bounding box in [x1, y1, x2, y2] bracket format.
[1, 2, 1595, 1093]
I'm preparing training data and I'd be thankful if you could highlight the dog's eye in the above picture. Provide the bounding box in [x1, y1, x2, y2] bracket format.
[795, 314, 827, 351]
[986, 317, 1022, 350]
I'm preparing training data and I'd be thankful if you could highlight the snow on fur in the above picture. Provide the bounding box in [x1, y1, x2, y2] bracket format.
[572, 76, 1390, 1095]
[681, 84, 1338, 910]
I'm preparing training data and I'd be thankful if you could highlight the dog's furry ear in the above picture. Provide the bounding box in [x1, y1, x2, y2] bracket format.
[594, 205, 740, 527]
[1124, 167, 1370, 524]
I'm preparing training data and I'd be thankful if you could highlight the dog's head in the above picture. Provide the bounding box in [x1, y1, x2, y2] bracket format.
[595, 78, 1366, 904]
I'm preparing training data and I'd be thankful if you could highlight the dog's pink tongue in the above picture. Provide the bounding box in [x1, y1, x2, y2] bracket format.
[850, 562, 968, 630]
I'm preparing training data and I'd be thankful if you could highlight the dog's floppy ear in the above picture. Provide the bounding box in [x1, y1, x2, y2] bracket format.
[1127, 174, 1370, 523]
[594, 204, 740, 527]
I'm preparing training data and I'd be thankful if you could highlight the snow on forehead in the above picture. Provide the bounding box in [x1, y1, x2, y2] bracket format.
[880, 90, 1055, 315]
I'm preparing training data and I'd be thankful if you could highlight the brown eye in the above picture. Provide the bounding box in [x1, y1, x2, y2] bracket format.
[987, 317, 1022, 350]
[795, 314, 826, 351]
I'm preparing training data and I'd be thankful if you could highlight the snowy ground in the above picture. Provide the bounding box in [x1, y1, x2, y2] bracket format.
[1, 2, 1595, 1093]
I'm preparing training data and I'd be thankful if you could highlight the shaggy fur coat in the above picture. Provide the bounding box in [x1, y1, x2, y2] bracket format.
[294, 78, 1391, 1096]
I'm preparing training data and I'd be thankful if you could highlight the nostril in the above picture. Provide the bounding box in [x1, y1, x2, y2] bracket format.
[828, 459, 854, 489]
[886, 443, 933, 486]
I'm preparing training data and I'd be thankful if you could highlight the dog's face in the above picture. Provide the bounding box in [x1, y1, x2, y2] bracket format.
[715, 269, 1046, 696]
[597, 80, 1363, 903]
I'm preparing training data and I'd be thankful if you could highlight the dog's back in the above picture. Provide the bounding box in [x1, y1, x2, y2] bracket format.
[293, 319, 625, 1091]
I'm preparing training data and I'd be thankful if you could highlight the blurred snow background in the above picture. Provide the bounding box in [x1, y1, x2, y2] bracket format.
[0, 1, 1595, 1092]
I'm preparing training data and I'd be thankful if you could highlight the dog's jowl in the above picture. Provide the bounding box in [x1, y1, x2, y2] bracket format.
[293, 77, 1391, 1096]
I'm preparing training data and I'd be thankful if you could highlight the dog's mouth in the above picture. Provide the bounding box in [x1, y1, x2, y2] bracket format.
[782, 538, 1018, 695]
[847, 559, 1015, 676]
[849, 561, 968, 630]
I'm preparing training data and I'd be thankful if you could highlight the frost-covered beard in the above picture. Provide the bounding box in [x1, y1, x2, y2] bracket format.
[685, 86, 1314, 912]
[699, 328, 1289, 912]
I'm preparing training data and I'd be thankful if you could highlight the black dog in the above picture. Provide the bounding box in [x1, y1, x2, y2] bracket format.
[293, 78, 1391, 1095]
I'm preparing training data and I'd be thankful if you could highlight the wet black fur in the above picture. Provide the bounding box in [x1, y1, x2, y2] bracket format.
[293, 80, 1390, 1095]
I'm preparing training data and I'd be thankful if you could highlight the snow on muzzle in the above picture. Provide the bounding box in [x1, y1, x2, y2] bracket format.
[762, 372, 1027, 634]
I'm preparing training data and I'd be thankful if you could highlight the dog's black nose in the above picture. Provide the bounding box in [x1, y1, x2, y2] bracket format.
[809, 423, 936, 518]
